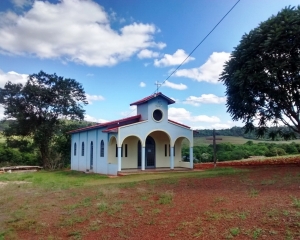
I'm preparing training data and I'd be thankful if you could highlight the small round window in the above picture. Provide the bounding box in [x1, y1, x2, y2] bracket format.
[153, 109, 163, 121]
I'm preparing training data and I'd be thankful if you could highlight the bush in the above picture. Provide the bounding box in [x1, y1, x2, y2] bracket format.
[0, 143, 39, 166]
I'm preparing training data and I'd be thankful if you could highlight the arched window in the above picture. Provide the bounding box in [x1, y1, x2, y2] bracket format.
[100, 140, 104, 157]
[74, 143, 77, 156]
[81, 142, 84, 156]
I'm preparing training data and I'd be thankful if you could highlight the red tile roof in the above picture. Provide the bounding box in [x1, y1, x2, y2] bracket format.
[102, 127, 118, 133]
[168, 119, 191, 129]
[68, 115, 141, 134]
[130, 92, 175, 106]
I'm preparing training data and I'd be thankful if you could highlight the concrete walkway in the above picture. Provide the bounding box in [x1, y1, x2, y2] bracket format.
[118, 167, 195, 176]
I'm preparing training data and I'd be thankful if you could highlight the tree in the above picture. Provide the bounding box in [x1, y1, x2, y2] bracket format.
[0, 71, 87, 168]
[220, 6, 300, 139]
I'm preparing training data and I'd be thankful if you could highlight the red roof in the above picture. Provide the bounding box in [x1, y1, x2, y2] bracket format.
[68, 115, 141, 134]
[168, 119, 190, 129]
[130, 92, 175, 106]
[102, 127, 119, 133]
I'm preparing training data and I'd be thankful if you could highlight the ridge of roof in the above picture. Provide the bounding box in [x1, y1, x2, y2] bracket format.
[68, 114, 141, 134]
[130, 92, 175, 106]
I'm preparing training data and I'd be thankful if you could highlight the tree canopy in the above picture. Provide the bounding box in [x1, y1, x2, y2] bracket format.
[0, 71, 87, 168]
[220, 6, 300, 139]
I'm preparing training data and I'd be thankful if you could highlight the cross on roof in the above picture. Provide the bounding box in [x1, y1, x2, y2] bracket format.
[155, 81, 162, 93]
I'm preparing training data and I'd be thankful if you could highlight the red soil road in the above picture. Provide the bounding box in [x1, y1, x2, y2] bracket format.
[15, 164, 300, 240]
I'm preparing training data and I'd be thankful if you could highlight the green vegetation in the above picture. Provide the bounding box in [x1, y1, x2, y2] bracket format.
[0, 71, 87, 168]
[220, 6, 300, 139]
[182, 138, 300, 162]
[0, 167, 242, 188]
[158, 190, 174, 204]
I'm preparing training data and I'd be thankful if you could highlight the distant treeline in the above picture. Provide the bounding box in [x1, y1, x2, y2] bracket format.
[0, 120, 94, 168]
[194, 126, 300, 140]
[182, 141, 300, 163]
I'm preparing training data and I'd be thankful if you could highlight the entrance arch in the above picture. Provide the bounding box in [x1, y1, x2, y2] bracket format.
[138, 136, 156, 168]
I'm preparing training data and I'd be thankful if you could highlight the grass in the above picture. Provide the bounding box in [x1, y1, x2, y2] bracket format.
[0, 167, 244, 188]
[248, 188, 260, 197]
[1, 166, 299, 239]
[229, 227, 240, 236]
[252, 228, 263, 239]
[158, 190, 174, 204]
[237, 211, 249, 220]
[290, 196, 300, 208]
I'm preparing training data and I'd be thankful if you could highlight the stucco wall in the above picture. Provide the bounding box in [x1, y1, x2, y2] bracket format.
[149, 131, 170, 168]
[121, 136, 140, 169]
[108, 136, 117, 164]
[71, 129, 110, 174]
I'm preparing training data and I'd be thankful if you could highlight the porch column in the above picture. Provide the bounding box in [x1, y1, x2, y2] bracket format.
[117, 147, 122, 171]
[141, 147, 145, 170]
[189, 147, 193, 169]
[170, 147, 174, 170]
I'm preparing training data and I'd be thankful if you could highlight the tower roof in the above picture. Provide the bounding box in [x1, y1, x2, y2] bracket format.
[130, 92, 175, 106]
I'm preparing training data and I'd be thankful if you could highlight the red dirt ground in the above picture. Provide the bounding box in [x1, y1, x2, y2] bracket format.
[6, 165, 300, 240]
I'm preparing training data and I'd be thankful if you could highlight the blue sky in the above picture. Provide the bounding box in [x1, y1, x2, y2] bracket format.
[0, 0, 299, 129]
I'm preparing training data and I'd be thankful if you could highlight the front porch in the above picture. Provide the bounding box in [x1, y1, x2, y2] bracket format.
[117, 167, 196, 176]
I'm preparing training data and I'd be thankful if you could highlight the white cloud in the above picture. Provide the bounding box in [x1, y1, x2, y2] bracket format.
[86, 73, 94, 77]
[0, 105, 5, 120]
[162, 80, 187, 90]
[84, 114, 108, 123]
[0, 69, 28, 87]
[121, 105, 137, 117]
[85, 94, 105, 104]
[174, 52, 230, 83]
[154, 49, 194, 67]
[183, 94, 226, 106]
[11, 0, 32, 8]
[154, 42, 166, 49]
[168, 107, 220, 124]
[139, 82, 146, 87]
[137, 49, 159, 59]
[0, 0, 164, 66]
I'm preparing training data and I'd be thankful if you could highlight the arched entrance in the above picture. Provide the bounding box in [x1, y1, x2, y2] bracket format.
[138, 136, 156, 168]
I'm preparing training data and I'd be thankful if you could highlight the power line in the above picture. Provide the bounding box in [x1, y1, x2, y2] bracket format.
[127, 0, 240, 117]
[153, 0, 241, 94]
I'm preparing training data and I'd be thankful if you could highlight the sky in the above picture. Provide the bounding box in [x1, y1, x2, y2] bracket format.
[0, 0, 299, 130]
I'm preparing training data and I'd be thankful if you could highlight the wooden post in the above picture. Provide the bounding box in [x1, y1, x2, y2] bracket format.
[206, 129, 222, 168]
[213, 129, 217, 167]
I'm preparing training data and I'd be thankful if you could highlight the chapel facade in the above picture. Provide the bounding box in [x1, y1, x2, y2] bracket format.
[69, 92, 194, 175]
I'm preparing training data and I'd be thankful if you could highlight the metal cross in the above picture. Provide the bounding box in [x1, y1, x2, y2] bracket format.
[155, 81, 162, 93]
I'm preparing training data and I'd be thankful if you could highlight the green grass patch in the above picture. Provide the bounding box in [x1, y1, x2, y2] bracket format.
[248, 188, 259, 197]
[290, 196, 300, 208]
[229, 227, 240, 236]
[0, 170, 108, 189]
[0, 167, 244, 190]
[158, 190, 174, 204]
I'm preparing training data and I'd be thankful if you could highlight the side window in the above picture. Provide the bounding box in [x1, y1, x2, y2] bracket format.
[74, 143, 77, 156]
[174, 145, 175, 156]
[100, 140, 104, 157]
[81, 142, 84, 156]
[165, 144, 167, 156]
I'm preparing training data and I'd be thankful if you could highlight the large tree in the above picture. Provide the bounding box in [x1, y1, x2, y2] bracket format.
[220, 6, 300, 139]
[0, 71, 87, 168]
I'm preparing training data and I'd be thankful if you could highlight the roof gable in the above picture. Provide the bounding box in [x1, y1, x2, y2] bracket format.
[68, 115, 141, 134]
[130, 92, 175, 106]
